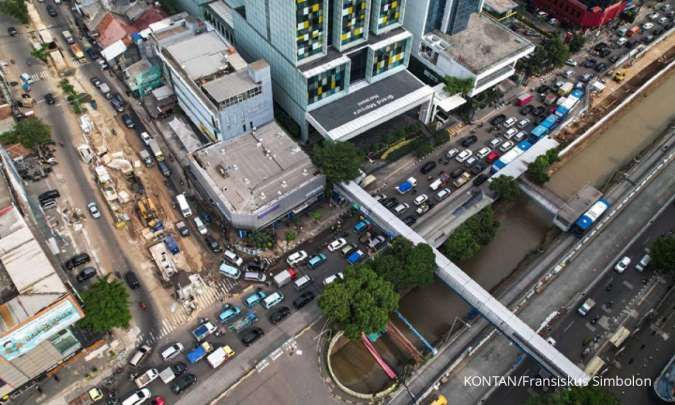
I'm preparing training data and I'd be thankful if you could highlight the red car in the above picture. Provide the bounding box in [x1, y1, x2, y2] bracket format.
[486, 151, 500, 164]
[151, 396, 165, 405]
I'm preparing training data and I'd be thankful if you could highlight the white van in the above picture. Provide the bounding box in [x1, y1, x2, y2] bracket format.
[193, 216, 207, 235]
[224, 249, 243, 267]
[429, 178, 443, 191]
[176, 194, 192, 218]
[262, 291, 284, 309]
[293, 275, 312, 291]
[129, 345, 151, 367]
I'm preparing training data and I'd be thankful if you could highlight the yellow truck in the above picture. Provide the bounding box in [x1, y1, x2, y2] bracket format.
[613, 70, 626, 83]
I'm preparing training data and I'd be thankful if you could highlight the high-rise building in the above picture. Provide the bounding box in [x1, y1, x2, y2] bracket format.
[204, 0, 434, 141]
[0, 149, 84, 399]
[404, 1, 533, 97]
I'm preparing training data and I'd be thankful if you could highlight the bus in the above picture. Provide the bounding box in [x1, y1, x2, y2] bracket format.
[573, 198, 610, 235]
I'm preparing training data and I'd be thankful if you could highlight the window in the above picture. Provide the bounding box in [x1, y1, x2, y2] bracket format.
[307, 64, 347, 105]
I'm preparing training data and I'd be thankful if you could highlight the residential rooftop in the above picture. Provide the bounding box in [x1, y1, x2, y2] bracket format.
[192, 122, 320, 214]
[430, 13, 534, 74]
[484, 0, 519, 15]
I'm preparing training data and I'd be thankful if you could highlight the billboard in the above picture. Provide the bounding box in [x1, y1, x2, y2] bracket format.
[0, 298, 83, 361]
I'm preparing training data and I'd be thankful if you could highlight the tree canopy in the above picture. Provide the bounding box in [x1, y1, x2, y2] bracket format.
[0, 0, 28, 24]
[545, 36, 570, 67]
[443, 207, 499, 262]
[569, 33, 586, 54]
[311, 141, 363, 189]
[372, 237, 436, 291]
[318, 265, 399, 340]
[443, 76, 474, 96]
[650, 235, 675, 273]
[0, 117, 51, 149]
[77, 278, 132, 333]
[489, 175, 521, 201]
[527, 386, 619, 405]
[527, 149, 559, 185]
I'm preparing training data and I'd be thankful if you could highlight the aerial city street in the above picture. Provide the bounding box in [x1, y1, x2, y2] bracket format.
[0, 0, 673, 404]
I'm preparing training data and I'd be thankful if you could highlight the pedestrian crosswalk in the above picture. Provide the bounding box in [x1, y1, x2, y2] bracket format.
[137, 277, 239, 346]
[28, 71, 49, 83]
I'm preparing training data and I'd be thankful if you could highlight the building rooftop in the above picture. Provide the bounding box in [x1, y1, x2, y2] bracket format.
[164, 31, 234, 80]
[202, 68, 257, 103]
[484, 0, 519, 15]
[430, 14, 533, 74]
[192, 122, 320, 214]
[207, 0, 234, 27]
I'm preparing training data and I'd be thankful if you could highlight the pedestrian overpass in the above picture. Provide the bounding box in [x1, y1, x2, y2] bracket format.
[338, 181, 589, 383]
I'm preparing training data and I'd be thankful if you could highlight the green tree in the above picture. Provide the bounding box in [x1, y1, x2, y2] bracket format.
[527, 386, 619, 405]
[650, 236, 675, 273]
[373, 238, 436, 291]
[489, 175, 522, 201]
[311, 141, 363, 190]
[0, 0, 28, 24]
[0, 117, 51, 149]
[442, 207, 499, 262]
[31, 44, 49, 63]
[247, 230, 274, 249]
[568, 33, 586, 53]
[285, 230, 297, 243]
[527, 149, 559, 185]
[443, 76, 474, 96]
[443, 226, 481, 262]
[318, 265, 399, 340]
[545, 36, 570, 67]
[77, 278, 131, 333]
[415, 139, 433, 158]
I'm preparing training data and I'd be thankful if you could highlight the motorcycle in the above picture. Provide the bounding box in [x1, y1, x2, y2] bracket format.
[138, 302, 146, 310]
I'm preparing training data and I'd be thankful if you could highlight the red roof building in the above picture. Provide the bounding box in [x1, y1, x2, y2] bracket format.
[96, 12, 134, 48]
[532, 0, 626, 28]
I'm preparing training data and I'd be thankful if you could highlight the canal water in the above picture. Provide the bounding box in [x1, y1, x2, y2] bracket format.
[332, 70, 675, 392]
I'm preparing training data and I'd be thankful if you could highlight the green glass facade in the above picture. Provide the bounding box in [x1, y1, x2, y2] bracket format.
[372, 0, 405, 33]
[338, 0, 369, 48]
[296, 0, 326, 61]
[371, 37, 409, 77]
[307, 65, 347, 105]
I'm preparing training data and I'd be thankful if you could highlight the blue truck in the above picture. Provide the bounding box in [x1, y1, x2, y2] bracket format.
[347, 249, 366, 264]
[395, 177, 417, 194]
[186, 342, 213, 364]
[192, 321, 217, 342]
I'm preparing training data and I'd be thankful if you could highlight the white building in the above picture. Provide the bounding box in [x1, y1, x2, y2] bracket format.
[157, 29, 274, 142]
[404, 1, 534, 97]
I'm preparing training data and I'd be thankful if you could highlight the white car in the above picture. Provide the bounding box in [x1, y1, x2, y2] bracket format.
[435, 188, 451, 201]
[160, 343, 184, 361]
[413, 194, 428, 206]
[499, 141, 514, 153]
[476, 147, 491, 159]
[565, 58, 577, 67]
[648, 12, 660, 20]
[323, 272, 344, 286]
[488, 137, 502, 149]
[121, 389, 151, 405]
[614, 256, 631, 273]
[617, 37, 628, 46]
[513, 131, 527, 142]
[416, 204, 430, 215]
[517, 119, 530, 129]
[328, 238, 347, 252]
[635, 254, 651, 272]
[642, 22, 654, 30]
[223, 249, 243, 267]
[503, 117, 517, 128]
[87, 202, 101, 219]
[286, 250, 308, 266]
[537, 11, 548, 19]
[140, 131, 152, 146]
[504, 128, 518, 139]
[455, 149, 472, 163]
[658, 17, 669, 25]
[446, 148, 459, 159]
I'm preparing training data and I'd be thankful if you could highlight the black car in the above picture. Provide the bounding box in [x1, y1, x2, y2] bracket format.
[450, 167, 465, 179]
[46, 5, 57, 16]
[171, 373, 197, 394]
[470, 163, 484, 175]
[583, 58, 597, 69]
[473, 174, 488, 186]
[594, 63, 608, 72]
[76, 267, 97, 283]
[292, 291, 316, 309]
[460, 135, 478, 147]
[64, 253, 91, 270]
[39, 189, 60, 203]
[519, 105, 534, 115]
[85, 47, 99, 60]
[121, 114, 135, 128]
[608, 55, 620, 64]
[204, 235, 222, 253]
[593, 42, 608, 52]
[246, 260, 266, 272]
[382, 197, 399, 209]
[402, 216, 417, 226]
[420, 161, 437, 174]
[110, 93, 125, 112]
[270, 306, 291, 324]
[533, 106, 546, 117]
[125, 271, 141, 289]
[7, 27, 17, 36]
[535, 84, 550, 94]
[489, 114, 506, 126]
[171, 362, 187, 376]
[240, 327, 264, 346]
[44, 93, 55, 105]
